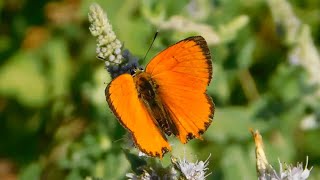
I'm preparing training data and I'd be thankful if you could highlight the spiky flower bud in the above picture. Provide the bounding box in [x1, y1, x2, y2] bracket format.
[88, 3, 123, 67]
[88, 3, 140, 78]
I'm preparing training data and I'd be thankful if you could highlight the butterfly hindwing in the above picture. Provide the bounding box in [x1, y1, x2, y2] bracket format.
[106, 74, 171, 157]
[146, 36, 215, 143]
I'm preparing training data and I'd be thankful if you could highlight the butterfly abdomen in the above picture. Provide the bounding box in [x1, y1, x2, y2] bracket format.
[133, 72, 178, 136]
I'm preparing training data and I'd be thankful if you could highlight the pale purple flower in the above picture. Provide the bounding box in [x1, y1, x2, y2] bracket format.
[172, 154, 211, 180]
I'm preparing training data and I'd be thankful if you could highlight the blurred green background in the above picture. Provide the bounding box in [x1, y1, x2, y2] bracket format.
[0, 0, 320, 179]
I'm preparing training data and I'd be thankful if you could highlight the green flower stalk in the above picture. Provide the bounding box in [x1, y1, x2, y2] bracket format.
[267, 0, 300, 45]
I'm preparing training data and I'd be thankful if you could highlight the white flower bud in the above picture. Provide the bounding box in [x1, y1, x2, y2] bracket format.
[96, 47, 101, 53]
[116, 54, 122, 60]
[98, 52, 104, 58]
[109, 55, 115, 62]
[114, 48, 121, 55]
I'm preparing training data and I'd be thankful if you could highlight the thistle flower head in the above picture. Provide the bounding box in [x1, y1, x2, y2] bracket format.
[126, 165, 177, 180]
[276, 157, 313, 180]
[171, 154, 211, 180]
[126, 167, 177, 180]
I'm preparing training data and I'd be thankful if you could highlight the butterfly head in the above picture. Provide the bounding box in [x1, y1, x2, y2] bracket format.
[130, 66, 144, 77]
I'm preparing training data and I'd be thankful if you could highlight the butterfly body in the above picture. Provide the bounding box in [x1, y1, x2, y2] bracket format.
[106, 36, 214, 158]
[134, 70, 179, 136]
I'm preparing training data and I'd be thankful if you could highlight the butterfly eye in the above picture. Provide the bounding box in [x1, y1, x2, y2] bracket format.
[130, 69, 136, 75]
[133, 64, 137, 69]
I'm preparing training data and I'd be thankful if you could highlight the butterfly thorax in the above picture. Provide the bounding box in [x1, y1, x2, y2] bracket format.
[133, 71, 178, 137]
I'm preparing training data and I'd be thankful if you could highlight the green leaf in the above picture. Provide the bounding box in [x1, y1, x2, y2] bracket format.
[0, 51, 48, 107]
[221, 145, 256, 180]
[45, 38, 72, 98]
[19, 163, 41, 180]
[209, 64, 231, 104]
[205, 106, 269, 143]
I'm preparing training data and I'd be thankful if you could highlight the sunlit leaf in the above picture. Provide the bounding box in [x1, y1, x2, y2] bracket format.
[0, 51, 48, 107]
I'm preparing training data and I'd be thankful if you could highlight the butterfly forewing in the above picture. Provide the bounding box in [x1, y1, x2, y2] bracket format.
[106, 74, 171, 157]
[146, 36, 214, 143]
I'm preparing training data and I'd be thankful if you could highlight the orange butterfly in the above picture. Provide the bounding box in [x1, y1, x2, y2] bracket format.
[106, 36, 215, 158]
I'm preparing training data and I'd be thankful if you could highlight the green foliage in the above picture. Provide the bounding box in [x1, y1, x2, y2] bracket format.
[0, 0, 319, 179]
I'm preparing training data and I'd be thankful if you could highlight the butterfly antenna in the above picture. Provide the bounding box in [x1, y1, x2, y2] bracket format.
[143, 31, 159, 61]
[113, 137, 125, 143]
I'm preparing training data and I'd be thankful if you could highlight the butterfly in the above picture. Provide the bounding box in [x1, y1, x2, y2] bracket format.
[106, 36, 215, 158]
